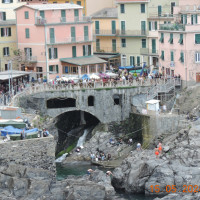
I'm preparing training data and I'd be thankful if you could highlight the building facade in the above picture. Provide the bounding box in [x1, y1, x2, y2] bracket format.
[116, 0, 178, 68]
[91, 7, 120, 69]
[159, 0, 200, 84]
[15, 3, 106, 80]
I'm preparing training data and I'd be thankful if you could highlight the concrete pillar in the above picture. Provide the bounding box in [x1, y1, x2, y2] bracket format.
[149, 56, 153, 66]
[78, 66, 81, 77]
[87, 65, 89, 74]
[95, 64, 98, 73]
[80, 110, 86, 125]
[103, 63, 106, 72]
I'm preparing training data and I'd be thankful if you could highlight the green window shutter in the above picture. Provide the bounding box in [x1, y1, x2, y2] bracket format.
[142, 39, 146, 48]
[159, 33, 164, 43]
[49, 48, 51, 59]
[72, 46, 76, 57]
[120, 4, 125, 13]
[181, 15, 183, 23]
[8, 27, 11, 36]
[137, 56, 140, 66]
[155, 21, 157, 30]
[3, 12, 6, 20]
[8, 47, 9, 56]
[56, 65, 59, 73]
[40, 11, 45, 19]
[112, 39, 116, 52]
[74, 9, 79, 20]
[149, 22, 151, 31]
[121, 21, 125, 34]
[96, 39, 100, 51]
[84, 26, 88, 41]
[95, 21, 99, 34]
[1, 28, 3, 37]
[141, 21, 146, 33]
[71, 27, 76, 42]
[191, 15, 194, 25]
[180, 52, 184, 63]
[169, 33, 173, 44]
[195, 34, 200, 44]
[196, 14, 198, 24]
[130, 56, 135, 66]
[178, 34, 183, 44]
[161, 51, 164, 60]
[111, 21, 116, 34]
[171, 51, 174, 61]
[25, 11, 29, 19]
[50, 28, 55, 43]
[185, 14, 187, 24]
[121, 38, 126, 47]
[54, 48, 57, 58]
[83, 45, 85, 56]
[88, 45, 91, 56]
[158, 5, 162, 17]
[49, 65, 53, 72]
[141, 4, 145, 13]
[61, 10, 66, 22]
[30, 48, 32, 56]
[25, 28, 29, 38]
[152, 39, 156, 53]
[3, 47, 5, 56]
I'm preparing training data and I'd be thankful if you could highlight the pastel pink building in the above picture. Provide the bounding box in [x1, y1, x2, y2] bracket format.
[15, 3, 106, 80]
[159, 0, 200, 85]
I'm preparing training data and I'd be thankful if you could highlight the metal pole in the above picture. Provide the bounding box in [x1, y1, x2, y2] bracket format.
[11, 61, 13, 95]
[8, 61, 11, 96]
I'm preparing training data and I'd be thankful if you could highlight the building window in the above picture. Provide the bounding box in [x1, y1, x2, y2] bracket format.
[120, 4, 125, 13]
[195, 34, 200, 44]
[1, 27, 11, 37]
[25, 11, 29, 19]
[121, 21, 125, 34]
[159, 33, 164, 43]
[95, 21, 100, 34]
[77, 1, 81, 5]
[158, 5, 162, 17]
[170, 51, 174, 61]
[61, 10, 66, 22]
[25, 28, 30, 38]
[191, 14, 198, 25]
[161, 51, 164, 60]
[112, 39, 116, 52]
[72, 46, 76, 57]
[3, 47, 9, 56]
[141, 39, 146, 48]
[49, 48, 58, 59]
[2, 0, 13, 3]
[180, 52, 184, 63]
[121, 38, 126, 47]
[141, 4, 145, 13]
[0, 12, 6, 21]
[195, 52, 200, 63]
[149, 21, 157, 31]
[49, 65, 59, 73]
[178, 34, 183, 44]
[40, 11, 45, 19]
[83, 45, 91, 56]
[137, 56, 140, 66]
[71, 26, 76, 42]
[168, 33, 173, 44]
[96, 39, 100, 51]
[171, 2, 175, 14]
[130, 56, 135, 66]
[181, 14, 187, 24]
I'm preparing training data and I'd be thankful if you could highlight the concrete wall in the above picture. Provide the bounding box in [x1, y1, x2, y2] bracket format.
[0, 135, 55, 176]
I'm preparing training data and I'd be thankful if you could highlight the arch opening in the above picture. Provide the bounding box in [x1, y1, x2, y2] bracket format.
[47, 98, 76, 109]
[113, 94, 121, 105]
[88, 96, 95, 106]
[55, 110, 100, 155]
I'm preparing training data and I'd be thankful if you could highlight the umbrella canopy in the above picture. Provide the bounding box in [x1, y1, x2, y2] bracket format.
[81, 74, 90, 80]
[98, 73, 110, 78]
[106, 72, 118, 78]
[90, 74, 100, 79]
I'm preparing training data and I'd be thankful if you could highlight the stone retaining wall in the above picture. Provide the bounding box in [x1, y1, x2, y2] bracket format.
[0, 135, 55, 177]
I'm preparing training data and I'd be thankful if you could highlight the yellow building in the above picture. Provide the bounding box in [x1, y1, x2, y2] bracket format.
[91, 8, 120, 68]
[48, 0, 87, 15]
[0, 20, 18, 71]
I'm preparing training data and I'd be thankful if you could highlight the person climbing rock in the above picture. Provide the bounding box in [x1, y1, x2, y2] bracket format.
[106, 171, 113, 176]
[155, 147, 159, 159]
[137, 143, 142, 151]
[158, 142, 162, 153]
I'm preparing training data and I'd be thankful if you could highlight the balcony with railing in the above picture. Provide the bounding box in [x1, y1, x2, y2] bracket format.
[23, 56, 37, 63]
[140, 48, 159, 56]
[119, 30, 148, 37]
[47, 36, 94, 45]
[94, 46, 120, 53]
[35, 16, 92, 25]
[94, 29, 119, 36]
[148, 12, 174, 19]
[159, 24, 185, 31]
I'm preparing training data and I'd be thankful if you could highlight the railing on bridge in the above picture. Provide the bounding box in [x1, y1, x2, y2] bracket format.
[2, 77, 181, 107]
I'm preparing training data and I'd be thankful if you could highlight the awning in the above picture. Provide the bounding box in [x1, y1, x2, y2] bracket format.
[94, 53, 120, 59]
[0, 70, 31, 81]
[119, 66, 135, 70]
[60, 55, 107, 66]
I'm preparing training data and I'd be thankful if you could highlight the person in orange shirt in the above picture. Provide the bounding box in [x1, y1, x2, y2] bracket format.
[158, 142, 162, 153]
[155, 148, 159, 159]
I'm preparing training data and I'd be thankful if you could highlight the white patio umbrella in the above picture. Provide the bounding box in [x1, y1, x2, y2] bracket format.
[106, 72, 118, 78]
[90, 74, 100, 80]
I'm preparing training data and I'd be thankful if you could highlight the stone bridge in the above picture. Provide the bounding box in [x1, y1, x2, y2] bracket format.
[14, 78, 179, 123]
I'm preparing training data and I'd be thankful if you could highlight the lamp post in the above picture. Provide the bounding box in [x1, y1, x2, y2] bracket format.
[8, 60, 13, 96]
